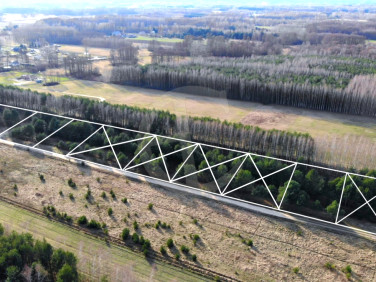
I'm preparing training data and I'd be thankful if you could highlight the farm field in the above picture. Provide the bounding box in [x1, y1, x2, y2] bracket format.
[0, 143, 375, 281]
[0, 200, 208, 282]
[0, 70, 375, 168]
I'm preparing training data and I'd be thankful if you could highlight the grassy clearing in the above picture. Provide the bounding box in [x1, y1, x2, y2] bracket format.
[0, 200, 208, 281]
[0, 70, 375, 167]
[0, 70, 375, 138]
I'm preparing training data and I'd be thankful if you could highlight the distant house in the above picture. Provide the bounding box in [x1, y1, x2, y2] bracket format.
[10, 61, 20, 67]
[111, 30, 122, 37]
[124, 34, 137, 38]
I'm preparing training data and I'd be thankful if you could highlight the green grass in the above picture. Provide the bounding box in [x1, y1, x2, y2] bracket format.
[0, 200, 208, 281]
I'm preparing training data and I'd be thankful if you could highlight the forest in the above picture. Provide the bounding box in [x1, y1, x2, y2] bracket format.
[4, 6, 376, 118]
[0, 224, 78, 281]
[110, 55, 376, 117]
[0, 85, 314, 162]
[1, 104, 375, 225]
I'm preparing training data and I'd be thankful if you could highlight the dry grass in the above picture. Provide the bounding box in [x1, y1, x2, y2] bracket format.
[0, 144, 375, 281]
[59, 45, 111, 57]
[0, 70, 375, 168]
[0, 201, 207, 282]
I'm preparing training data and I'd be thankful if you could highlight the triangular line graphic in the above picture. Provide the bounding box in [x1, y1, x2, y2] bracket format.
[172, 154, 247, 183]
[66, 125, 104, 156]
[337, 195, 376, 224]
[123, 136, 156, 170]
[221, 155, 248, 195]
[335, 174, 348, 223]
[348, 175, 376, 216]
[126, 144, 198, 173]
[103, 127, 122, 170]
[69, 136, 153, 156]
[199, 144, 221, 194]
[170, 144, 199, 181]
[33, 119, 75, 148]
[0, 112, 37, 137]
[277, 163, 297, 209]
[224, 162, 296, 198]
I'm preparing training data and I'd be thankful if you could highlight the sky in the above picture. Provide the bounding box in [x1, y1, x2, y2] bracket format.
[1, 0, 375, 9]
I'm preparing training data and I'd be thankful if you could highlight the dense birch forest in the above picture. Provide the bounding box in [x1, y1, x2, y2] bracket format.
[110, 56, 376, 117]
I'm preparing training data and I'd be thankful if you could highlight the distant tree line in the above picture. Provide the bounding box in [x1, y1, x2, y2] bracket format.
[0, 85, 314, 162]
[109, 56, 376, 117]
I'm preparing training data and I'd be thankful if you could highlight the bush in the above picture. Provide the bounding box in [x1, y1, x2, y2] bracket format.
[67, 178, 76, 188]
[175, 253, 180, 260]
[132, 233, 139, 243]
[110, 189, 116, 199]
[87, 219, 101, 229]
[59, 190, 63, 196]
[325, 262, 335, 270]
[148, 203, 153, 210]
[121, 197, 128, 204]
[192, 254, 197, 262]
[13, 184, 17, 190]
[192, 234, 200, 244]
[193, 218, 198, 225]
[342, 265, 352, 277]
[344, 265, 352, 274]
[121, 228, 130, 241]
[84, 189, 91, 200]
[77, 216, 88, 225]
[180, 245, 189, 254]
[293, 267, 299, 274]
[39, 174, 45, 182]
[101, 192, 106, 198]
[166, 238, 174, 248]
[141, 239, 151, 256]
[108, 208, 113, 216]
[160, 246, 166, 255]
[68, 193, 74, 200]
[133, 221, 139, 230]
[246, 239, 253, 247]
[139, 236, 145, 245]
